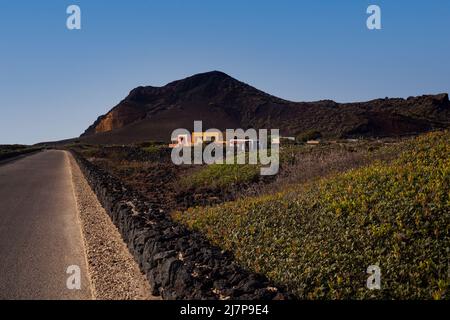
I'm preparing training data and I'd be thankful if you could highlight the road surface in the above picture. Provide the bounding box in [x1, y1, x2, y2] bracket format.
[0, 150, 92, 299]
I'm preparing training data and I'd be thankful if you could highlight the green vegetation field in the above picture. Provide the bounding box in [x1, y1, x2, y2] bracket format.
[179, 163, 261, 190]
[173, 131, 450, 299]
[0, 145, 41, 161]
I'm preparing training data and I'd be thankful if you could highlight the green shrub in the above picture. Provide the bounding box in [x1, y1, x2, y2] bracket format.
[142, 144, 163, 155]
[137, 141, 165, 148]
[0, 145, 42, 160]
[296, 130, 322, 143]
[179, 163, 260, 190]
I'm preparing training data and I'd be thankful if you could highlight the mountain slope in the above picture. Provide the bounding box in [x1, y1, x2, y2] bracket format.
[81, 71, 450, 144]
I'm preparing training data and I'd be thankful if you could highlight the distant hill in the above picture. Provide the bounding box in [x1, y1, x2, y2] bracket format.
[80, 71, 450, 144]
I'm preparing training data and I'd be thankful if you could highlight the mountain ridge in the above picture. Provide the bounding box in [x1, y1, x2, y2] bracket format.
[80, 71, 450, 144]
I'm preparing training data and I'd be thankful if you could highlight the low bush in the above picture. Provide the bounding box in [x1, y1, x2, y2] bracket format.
[296, 130, 322, 143]
[179, 163, 261, 190]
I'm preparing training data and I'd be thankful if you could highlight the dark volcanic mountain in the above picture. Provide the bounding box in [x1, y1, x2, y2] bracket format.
[81, 71, 450, 144]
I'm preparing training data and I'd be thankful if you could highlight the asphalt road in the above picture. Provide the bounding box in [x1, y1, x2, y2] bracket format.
[0, 150, 92, 299]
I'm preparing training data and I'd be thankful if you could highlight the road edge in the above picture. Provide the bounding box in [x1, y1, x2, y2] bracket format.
[67, 151, 155, 300]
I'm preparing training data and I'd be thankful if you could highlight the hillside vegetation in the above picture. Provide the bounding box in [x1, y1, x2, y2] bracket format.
[173, 131, 450, 299]
[0, 145, 42, 161]
[179, 163, 261, 190]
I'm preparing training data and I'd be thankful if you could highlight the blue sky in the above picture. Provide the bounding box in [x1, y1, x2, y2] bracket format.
[0, 0, 449, 144]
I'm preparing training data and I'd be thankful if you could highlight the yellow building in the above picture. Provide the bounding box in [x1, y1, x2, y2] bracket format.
[170, 132, 224, 147]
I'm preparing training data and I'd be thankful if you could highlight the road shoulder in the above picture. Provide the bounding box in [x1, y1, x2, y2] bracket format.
[67, 151, 157, 300]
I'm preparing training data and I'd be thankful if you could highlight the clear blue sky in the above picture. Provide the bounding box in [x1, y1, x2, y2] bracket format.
[1, 0, 449, 144]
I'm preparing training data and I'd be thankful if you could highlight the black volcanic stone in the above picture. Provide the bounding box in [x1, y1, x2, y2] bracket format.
[71, 150, 290, 300]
